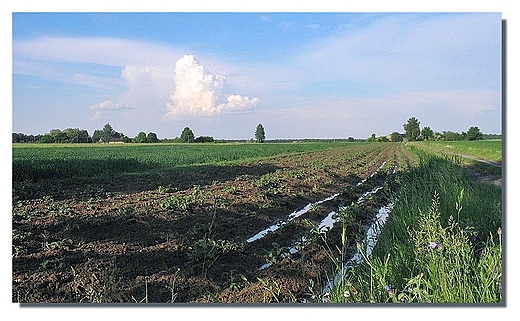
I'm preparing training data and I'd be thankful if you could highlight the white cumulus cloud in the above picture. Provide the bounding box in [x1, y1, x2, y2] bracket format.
[165, 55, 260, 118]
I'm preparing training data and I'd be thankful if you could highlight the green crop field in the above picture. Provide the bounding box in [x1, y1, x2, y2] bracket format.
[12, 141, 503, 304]
[12, 142, 359, 182]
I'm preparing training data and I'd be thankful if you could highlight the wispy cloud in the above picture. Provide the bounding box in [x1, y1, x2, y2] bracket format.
[90, 100, 134, 120]
[12, 13, 502, 138]
[12, 36, 184, 94]
[292, 13, 501, 92]
[257, 88, 501, 139]
[13, 36, 185, 67]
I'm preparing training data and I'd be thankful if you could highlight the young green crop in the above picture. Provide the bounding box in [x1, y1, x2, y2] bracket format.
[12, 142, 357, 182]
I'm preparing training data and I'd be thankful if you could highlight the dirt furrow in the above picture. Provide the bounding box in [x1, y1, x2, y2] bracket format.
[13, 143, 403, 303]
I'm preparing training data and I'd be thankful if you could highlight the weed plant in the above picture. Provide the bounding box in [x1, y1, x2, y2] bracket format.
[328, 148, 502, 303]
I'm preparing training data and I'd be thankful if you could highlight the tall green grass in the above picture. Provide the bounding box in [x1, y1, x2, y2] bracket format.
[328, 146, 502, 303]
[416, 140, 502, 163]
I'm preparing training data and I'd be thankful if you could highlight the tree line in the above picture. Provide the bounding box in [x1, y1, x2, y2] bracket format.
[401, 117, 488, 141]
[13, 119, 498, 144]
[366, 117, 497, 143]
[13, 123, 268, 144]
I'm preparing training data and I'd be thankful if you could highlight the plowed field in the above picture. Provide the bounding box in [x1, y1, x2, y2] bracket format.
[12, 143, 417, 303]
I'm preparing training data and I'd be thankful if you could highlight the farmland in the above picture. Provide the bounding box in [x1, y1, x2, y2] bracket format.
[12, 142, 350, 182]
[12, 141, 502, 303]
[412, 140, 502, 164]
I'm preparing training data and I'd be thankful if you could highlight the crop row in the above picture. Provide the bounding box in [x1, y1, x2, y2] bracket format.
[12, 143, 416, 303]
[12, 142, 360, 182]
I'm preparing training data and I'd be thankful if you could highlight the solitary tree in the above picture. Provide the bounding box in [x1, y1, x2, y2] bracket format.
[255, 124, 265, 143]
[467, 126, 484, 141]
[367, 133, 377, 142]
[403, 117, 421, 141]
[180, 127, 195, 143]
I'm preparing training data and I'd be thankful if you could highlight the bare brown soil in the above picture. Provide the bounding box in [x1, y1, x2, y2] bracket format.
[12, 144, 413, 303]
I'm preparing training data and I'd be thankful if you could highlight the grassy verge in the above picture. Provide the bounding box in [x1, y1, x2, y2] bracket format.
[327, 146, 503, 303]
[413, 140, 502, 163]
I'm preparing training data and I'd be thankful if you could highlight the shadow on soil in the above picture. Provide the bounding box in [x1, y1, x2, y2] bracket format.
[13, 163, 283, 201]
[13, 149, 399, 302]
[13, 169, 382, 302]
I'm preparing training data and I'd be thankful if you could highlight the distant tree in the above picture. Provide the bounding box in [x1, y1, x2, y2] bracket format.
[443, 131, 463, 141]
[483, 133, 502, 140]
[13, 133, 43, 143]
[63, 128, 76, 143]
[135, 131, 147, 143]
[81, 129, 91, 143]
[403, 117, 421, 141]
[100, 123, 116, 143]
[62, 128, 90, 143]
[39, 134, 55, 143]
[48, 129, 68, 143]
[36, 129, 68, 143]
[390, 132, 403, 142]
[377, 136, 389, 142]
[146, 132, 158, 143]
[121, 135, 131, 143]
[92, 130, 102, 143]
[180, 127, 195, 143]
[347, 136, 355, 142]
[421, 126, 434, 141]
[13, 133, 42, 143]
[367, 133, 377, 142]
[255, 124, 265, 143]
[467, 126, 484, 141]
[194, 136, 214, 143]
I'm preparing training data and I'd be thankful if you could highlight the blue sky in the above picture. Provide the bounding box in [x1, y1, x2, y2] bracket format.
[11, 10, 503, 140]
